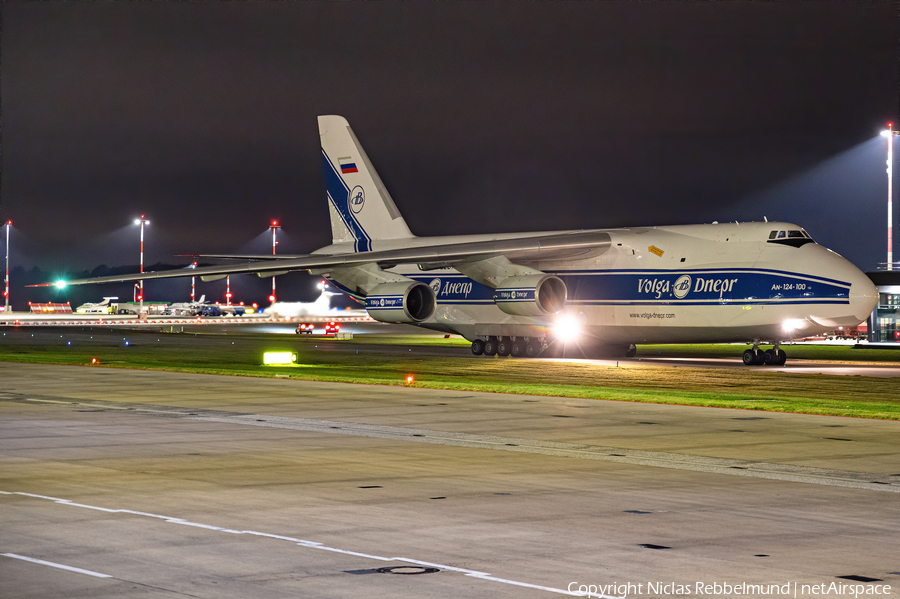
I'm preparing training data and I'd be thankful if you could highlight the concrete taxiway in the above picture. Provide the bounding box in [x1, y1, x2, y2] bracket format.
[1, 362, 899, 598]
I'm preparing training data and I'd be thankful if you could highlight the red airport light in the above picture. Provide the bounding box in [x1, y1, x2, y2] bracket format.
[268, 295, 276, 303]
[225, 292, 232, 298]
[406, 375, 414, 384]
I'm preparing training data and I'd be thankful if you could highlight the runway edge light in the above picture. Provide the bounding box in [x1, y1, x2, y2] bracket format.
[263, 351, 297, 365]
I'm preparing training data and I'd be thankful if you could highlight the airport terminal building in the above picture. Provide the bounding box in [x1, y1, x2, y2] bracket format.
[866, 271, 900, 343]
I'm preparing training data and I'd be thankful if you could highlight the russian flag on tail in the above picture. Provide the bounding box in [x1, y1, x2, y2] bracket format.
[339, 157, 358, 174]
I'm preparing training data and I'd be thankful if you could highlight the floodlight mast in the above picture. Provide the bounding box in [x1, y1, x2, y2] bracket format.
[191, 262, 197, 301]
[4, 220, 11, 312]
[882, 124, 900, 270]
[269, 220, 281, 302]
[889, 124, 894, 271]
[134, 215, 150, 313]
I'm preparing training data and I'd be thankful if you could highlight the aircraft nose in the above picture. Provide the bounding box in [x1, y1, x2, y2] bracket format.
[808, 253, 878, 329]
[846, 267, 878, 324]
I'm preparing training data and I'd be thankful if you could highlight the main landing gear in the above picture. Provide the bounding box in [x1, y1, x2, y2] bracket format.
[742, 344, 786, 366]
[471, 336, 542, 358]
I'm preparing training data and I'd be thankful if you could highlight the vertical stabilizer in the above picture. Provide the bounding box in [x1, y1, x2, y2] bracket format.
[318, 115, 413, 251]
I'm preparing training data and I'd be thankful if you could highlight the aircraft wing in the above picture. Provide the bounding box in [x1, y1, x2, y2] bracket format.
[34, 230, 611, 287]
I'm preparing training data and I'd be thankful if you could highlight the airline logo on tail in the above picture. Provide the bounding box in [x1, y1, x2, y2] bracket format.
[349, 186, 365, 214]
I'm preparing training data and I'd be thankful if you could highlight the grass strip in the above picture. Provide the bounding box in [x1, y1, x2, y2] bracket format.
[2, 334, 898, 420]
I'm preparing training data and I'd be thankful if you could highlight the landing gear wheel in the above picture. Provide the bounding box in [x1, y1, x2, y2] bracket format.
[525, 342, 538, 358]
[511, 340, 525, 357]
[743, 349, 764, 366]
[764, 349, 775, 365]
[483, 337, 498, 356]
[471, 339, 485, 356]
[625, 344, 637, 358]
[497, 337, 512, 357]
[774, 348, 787, 366]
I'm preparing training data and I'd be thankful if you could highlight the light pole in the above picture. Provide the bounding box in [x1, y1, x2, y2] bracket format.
[269, 220, 281, 303]
[882, 124, 900, 270]
[190, 262, 197, 301]
[4, 220, 11, 312]
[134, 215, 150, 313]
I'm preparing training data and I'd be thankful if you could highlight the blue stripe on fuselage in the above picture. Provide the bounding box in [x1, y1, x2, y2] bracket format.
[406, 269, 850, 307]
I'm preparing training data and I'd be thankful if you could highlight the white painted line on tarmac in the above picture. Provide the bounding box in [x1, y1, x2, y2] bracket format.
[192, 414, 900, 493]
[1, 553, 112, 578]
[14, 394, 900, 492]
[395, 557, 613, 596]
[12, 396, 900, 492]
[0, 490, 611, 597]
[25, 398, 77, 404]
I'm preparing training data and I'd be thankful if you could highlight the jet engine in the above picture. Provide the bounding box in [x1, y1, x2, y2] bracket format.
[366, 281, 437, 323]
[492, 274, 567, 317]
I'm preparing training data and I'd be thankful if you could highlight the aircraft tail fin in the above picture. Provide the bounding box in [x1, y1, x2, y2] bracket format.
[198, 295, 205, 304]
[318, 115, 413, 251]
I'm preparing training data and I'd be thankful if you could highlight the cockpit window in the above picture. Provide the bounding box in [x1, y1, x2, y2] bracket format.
[767, 227, 814, 247]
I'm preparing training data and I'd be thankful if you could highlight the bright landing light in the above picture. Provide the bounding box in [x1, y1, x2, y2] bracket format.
[554, 314, 582, 342]
[781, 319, 807, 334]
[54, 281, 67, 289]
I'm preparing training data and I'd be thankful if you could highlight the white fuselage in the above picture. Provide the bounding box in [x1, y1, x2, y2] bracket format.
[323, 222, 877, 346]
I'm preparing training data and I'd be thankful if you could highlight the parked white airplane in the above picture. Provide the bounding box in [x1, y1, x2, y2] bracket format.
[48, 115, 878, 365]
[74, 297, 118, 314]
[262, 282, 366, 318]
[166, 295, 207, 316]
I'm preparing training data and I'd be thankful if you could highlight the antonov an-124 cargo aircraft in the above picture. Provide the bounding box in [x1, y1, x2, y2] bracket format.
[49, 116, 878, 365]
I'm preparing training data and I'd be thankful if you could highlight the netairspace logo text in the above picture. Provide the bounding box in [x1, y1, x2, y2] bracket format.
[567, 581, 893, 598]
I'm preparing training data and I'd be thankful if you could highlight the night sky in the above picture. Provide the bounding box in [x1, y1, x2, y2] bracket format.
[1, 2, 897, 308]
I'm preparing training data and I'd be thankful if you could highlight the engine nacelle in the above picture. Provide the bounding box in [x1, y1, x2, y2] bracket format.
[366, 281, 437, 323]
[493, 274, 567, 317]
